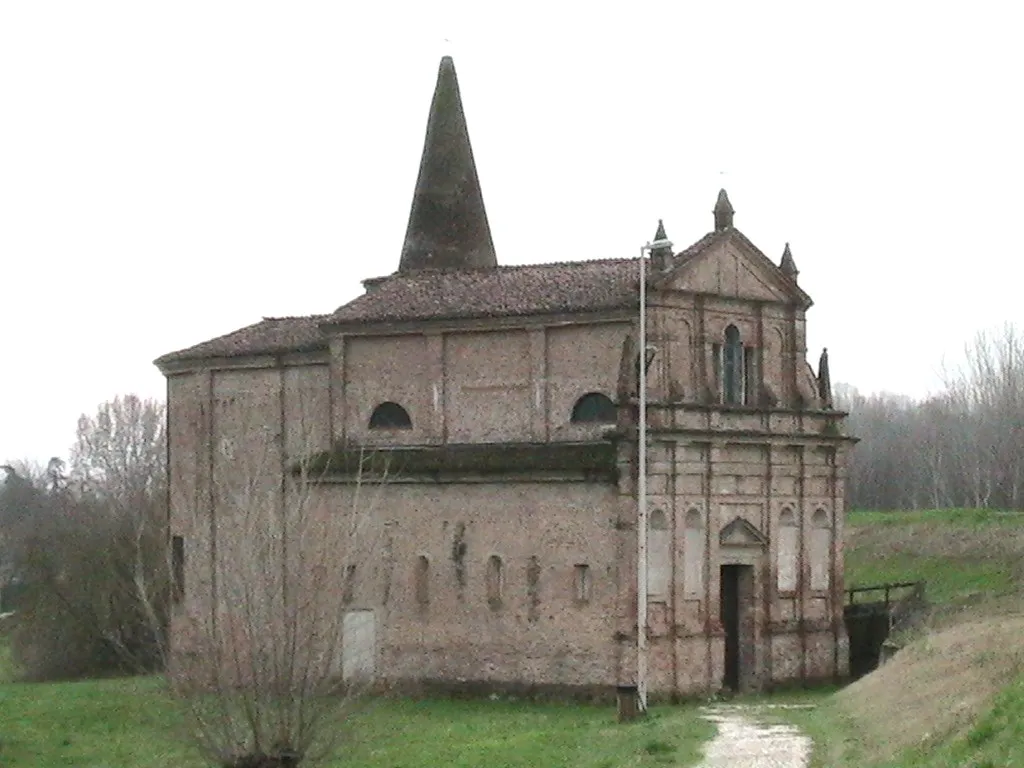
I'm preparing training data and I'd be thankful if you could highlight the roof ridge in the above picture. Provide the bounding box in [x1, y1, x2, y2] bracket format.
[260, 313, 330, 322]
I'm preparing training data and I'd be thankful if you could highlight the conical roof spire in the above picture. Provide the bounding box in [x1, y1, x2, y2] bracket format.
[654, 219, 667, 241]
[399, 57, 497, 272]
[713, 189, 734, 231]
[780, 242, 799, 280]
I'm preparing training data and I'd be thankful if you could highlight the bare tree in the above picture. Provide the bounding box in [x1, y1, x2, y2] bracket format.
[147, 406, 391, 768]
[4, 397, 170, 680]
[836, 323, 1024, 512]
[70, 394, 166, 505]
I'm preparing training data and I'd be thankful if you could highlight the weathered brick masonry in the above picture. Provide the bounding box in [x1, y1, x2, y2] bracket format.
[156, 56, 853, 699]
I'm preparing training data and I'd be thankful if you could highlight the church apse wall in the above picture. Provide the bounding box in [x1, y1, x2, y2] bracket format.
[283, 474, 624, 693]
[329, 320, 630, 448]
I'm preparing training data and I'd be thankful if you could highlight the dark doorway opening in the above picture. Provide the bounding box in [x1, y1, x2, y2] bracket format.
[720, 564, 754, 691]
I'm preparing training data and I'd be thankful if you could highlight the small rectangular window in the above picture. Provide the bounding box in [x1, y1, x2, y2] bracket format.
[486, 555, 503, 610]
[415, 556, 430, 607]
[171, 535, 185, 603]
[343, 564, 356, 605]
[574, 564, 591, 603]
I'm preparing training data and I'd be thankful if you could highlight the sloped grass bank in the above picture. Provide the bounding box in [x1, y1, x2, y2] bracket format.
[0, 673, 714, 768]
[773, 509, 1024, 766]
[789, 615, 1024, 766]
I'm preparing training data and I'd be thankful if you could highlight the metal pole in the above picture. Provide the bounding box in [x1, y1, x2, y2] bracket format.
[637, 244, 649, 713]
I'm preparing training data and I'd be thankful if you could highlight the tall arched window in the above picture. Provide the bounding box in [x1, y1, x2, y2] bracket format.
[777, 508, 798, 592]
[810, 509, 832, 590]
[570, 392, 617, 424]
[369, 402, 412, 429]
[723, 325, 745, 405]
[647, 509, 670, 599]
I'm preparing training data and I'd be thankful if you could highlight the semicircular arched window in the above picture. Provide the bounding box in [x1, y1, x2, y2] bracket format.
[570, 392, 616, 424]
[368, 402, 412, 429]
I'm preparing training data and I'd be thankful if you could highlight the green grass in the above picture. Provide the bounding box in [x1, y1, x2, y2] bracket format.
[0, 637, 13, 684]
[0, 675, 714, 767]
[844, 508, 1024, 611]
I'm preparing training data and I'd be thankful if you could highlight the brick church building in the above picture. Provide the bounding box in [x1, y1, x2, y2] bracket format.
[156, 56, 852, 699]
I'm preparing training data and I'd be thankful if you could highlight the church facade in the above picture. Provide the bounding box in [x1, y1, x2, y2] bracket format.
[156, 56, 852, 699]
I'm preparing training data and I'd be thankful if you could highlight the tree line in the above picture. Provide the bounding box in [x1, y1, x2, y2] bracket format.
[840, 325, 1024, 511]
[0, 395, 169, 680]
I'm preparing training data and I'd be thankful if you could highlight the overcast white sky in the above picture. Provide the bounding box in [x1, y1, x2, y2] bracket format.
[2, 1, 1022, 464]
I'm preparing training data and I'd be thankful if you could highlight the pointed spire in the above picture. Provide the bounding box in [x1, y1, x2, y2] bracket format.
[818, 347, 833, 408]
[650, 219, 673, 271]
[399, 56, 497, 272]
[713, 189, 734, 231]
[780, 242, 799, 280]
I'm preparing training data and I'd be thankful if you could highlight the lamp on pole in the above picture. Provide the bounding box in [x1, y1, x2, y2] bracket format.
[637, 234, 672, 713]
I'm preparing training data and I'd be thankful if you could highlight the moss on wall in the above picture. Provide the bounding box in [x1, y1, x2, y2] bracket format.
[297, 441, 619, 482]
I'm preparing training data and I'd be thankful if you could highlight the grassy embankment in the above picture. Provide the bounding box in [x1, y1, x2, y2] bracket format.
[788, 508, 1024, 767]
[0, 636, 713, 768]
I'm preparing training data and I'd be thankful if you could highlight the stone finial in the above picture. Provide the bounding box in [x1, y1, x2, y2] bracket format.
[399, 56, 497, 272]
[650, 219, 673, 271]
[713, 189, 734, 231]
[780, 242, 799, 280]
[818, 347, 833, 409]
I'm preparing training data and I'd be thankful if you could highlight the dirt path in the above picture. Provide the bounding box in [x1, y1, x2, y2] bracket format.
[695, 705, 812, 768]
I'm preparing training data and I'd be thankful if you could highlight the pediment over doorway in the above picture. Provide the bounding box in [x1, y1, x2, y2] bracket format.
[719, 517, 768, 549]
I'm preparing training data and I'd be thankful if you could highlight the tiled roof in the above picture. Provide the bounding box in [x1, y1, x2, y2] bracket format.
[155, 315, 329, 366]
[154, 230, 731, 366]
[327, 257, 649, 325]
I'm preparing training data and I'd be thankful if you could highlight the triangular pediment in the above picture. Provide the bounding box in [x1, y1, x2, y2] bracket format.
[719, 516, 768, 549]
[659, 231, 811, 307]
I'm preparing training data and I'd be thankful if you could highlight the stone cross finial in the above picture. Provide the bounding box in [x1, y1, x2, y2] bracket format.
[650, 219, 673, 271]
[780, 242, 799, 280]
[713, 189, 734, 231]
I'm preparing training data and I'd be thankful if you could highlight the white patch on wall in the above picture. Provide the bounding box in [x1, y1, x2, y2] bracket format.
[647, 509, 671, 600]
[342, 610, 376, 681]
[777, 508, 798, 592]
[810, 508, 832, 590]
[683, 508, 704, 598]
